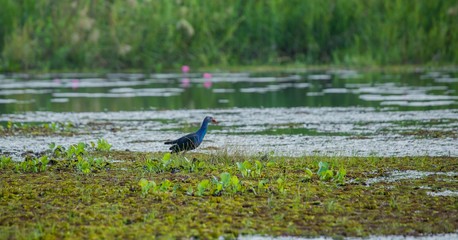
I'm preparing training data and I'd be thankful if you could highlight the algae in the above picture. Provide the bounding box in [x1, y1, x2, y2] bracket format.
[1, 148, 457, 239]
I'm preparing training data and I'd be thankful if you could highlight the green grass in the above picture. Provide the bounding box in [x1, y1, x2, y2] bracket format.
[1, 148, 457, 239]
[0, 0, 457, 71]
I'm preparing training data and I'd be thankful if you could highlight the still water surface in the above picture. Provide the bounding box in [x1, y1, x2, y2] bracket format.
[0, 69, 457, 157]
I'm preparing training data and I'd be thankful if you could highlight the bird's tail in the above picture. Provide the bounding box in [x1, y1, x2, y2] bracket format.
[164, 140, 176, 145]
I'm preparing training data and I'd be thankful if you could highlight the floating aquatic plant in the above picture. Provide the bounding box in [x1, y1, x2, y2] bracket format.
[1, 149, 457, 239]
[14, 156, 49, 173]
[75, 157, 108, 174]
[138, 178, 157, 197]
[237, 160, 263, 178]
[93, 138, 112, 152]
[196, 179, 211, 196]
[0, 156, 12, 169]
[66, 142, 88, 159]
[212, 172, 242, 195]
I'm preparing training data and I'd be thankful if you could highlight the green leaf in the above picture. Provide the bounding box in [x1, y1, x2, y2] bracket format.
[317, 161, 329, 176]
[320, 169, 334, 181]
[242, 160, 252, 170]
[197, 179, 210, 196]
[236, 162, 243, 170]
[255, 160, 262, 169]
[305, 168, 313, 177]
[139, 178, 148, 188]
[335, 168, 347, 182]
[230, 176, 239, 186]
[258, 179, 268, 190]
[266, 161, 276, 167]
[216, 183, 223, 192]
[160, 179, 172, 192]
[162, 152, 171, 162]
[220, 172, 231, 185]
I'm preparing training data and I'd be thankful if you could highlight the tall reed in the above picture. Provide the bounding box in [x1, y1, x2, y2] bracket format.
[0, 0, 457, 71]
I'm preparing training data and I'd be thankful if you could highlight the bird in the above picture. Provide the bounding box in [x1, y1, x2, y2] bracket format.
[164, 116, 217, 153]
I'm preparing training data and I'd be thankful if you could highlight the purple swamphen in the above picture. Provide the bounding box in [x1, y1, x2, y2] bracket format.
[164, 116, 217, 153]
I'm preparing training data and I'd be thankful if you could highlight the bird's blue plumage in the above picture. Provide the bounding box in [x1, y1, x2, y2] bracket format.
[164, 116, 217, 153]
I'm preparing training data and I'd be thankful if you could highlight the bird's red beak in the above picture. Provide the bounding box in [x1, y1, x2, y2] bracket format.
[211, 118, 218, 124]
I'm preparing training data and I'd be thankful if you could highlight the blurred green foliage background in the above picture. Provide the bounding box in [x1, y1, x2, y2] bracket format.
[0, 0, 457, 72]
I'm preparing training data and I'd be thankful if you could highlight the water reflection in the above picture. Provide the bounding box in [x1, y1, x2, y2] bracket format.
[0, 70, 457, 113]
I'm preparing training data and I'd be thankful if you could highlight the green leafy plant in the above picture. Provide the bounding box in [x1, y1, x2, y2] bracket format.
[66, 142, 88, 159]
[43, 122, 59, 131]
[212, 172, 242, 195]
[76, 157, 91, 174]
[15, 156, 49, 173]
[213, 172, 231, 195]
[183, 157, 206, 172]
[75, 157, 107, 174]
[159, 179, 172, 192]
[237, 160, 264, 178]
[0, 156, 12, 169]
[143, 153, 174, 173]
[314, 161, 347, 183]
[229, 175, 242, 194]
[257, 179, 268, 193]
[186, 186, 194, 196]
[38, 156, 50, 172]
[48, 142, 65, 157]
[334, 167, 347, 183]
[276, 177, 287, 195]
[7, 121, 13, 130]
[94, 138, 112, 151]
[302, 168, 314, 182]
[160, 152, 172, 169]
[237, 160, 252, 177]
[144, 158, 161, 173]
[254, 160, 263, 176]
[317, 161, 334, 181]
[196, 179, 211, 196]
[139, 178, 157, 197]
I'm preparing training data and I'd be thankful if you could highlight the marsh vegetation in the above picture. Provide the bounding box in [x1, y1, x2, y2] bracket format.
[1, 139, 457, 239]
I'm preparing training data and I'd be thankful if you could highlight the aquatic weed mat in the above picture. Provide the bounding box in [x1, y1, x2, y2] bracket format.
[1, 152, 457, 239]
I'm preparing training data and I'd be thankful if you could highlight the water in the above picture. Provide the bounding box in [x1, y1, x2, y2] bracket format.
[1, 70, 457, 112]
[0, 69, 457, 157]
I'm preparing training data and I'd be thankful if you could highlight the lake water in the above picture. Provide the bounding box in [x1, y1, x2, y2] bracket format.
[0, 69, 457, 158]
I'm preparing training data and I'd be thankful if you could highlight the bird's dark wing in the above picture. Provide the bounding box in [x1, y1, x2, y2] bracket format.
[165, 133, 200, 153]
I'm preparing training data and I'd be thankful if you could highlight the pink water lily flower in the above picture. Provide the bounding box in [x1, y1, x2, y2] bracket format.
[203, 80, 212, 88]
[180, 78, 190, 88]
[203, 73, 212, 79]
[181, 65, 190, 73]
[203, 73, 212, 88]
